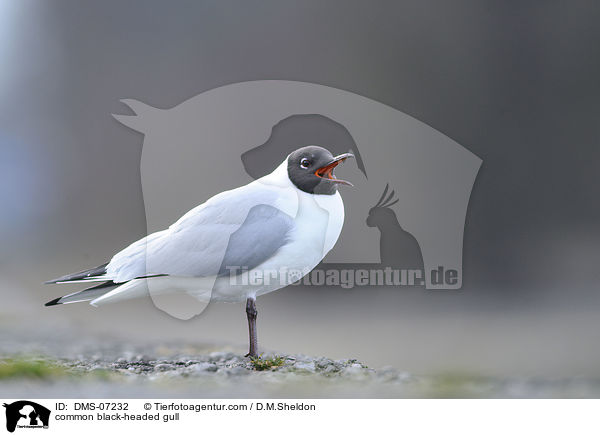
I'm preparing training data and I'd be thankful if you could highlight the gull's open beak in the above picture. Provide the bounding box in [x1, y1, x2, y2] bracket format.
[315, 153, 354, 186]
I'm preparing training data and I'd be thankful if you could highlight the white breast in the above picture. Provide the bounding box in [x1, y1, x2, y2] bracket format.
[313, 190, 345, 256]
[208, 188, 345, 302]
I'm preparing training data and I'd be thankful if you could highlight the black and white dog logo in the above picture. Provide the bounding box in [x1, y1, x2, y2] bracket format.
[3, 401, 50, 433]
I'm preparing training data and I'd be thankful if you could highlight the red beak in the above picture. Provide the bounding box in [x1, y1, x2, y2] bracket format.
[314, 153, 354, 186]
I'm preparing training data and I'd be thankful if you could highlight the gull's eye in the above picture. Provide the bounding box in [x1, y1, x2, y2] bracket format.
[300, 158, 311, 168]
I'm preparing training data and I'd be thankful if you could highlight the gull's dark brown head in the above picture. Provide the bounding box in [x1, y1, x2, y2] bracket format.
[287, 146, 354, 195]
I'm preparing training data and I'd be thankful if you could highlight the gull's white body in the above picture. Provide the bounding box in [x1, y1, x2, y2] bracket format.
[86, 160, 344, 305]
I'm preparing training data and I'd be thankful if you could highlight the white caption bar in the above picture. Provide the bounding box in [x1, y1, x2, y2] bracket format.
[1, 399, 597, 435]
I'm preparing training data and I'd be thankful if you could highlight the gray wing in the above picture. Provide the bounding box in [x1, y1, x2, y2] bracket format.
[217, 204, 294, 276]
[105, 182, 297, 282]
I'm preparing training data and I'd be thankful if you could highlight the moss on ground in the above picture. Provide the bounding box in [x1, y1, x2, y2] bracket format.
[249, 355, 286, 371]
[424, 372, 491, 398]
[0, 357, 67, 380]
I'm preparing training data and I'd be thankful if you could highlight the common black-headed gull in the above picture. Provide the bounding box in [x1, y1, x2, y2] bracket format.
[46, 146, 353, 357]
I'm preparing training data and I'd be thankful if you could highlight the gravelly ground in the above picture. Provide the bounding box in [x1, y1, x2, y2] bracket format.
[1, 329, 600, 398]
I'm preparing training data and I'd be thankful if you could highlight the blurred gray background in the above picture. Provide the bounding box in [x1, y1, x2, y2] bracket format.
[1, 0, 599, 376]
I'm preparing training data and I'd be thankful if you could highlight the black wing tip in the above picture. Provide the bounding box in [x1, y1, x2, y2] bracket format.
[44, 263, 109, 285]
[44, 297, 62, 307]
